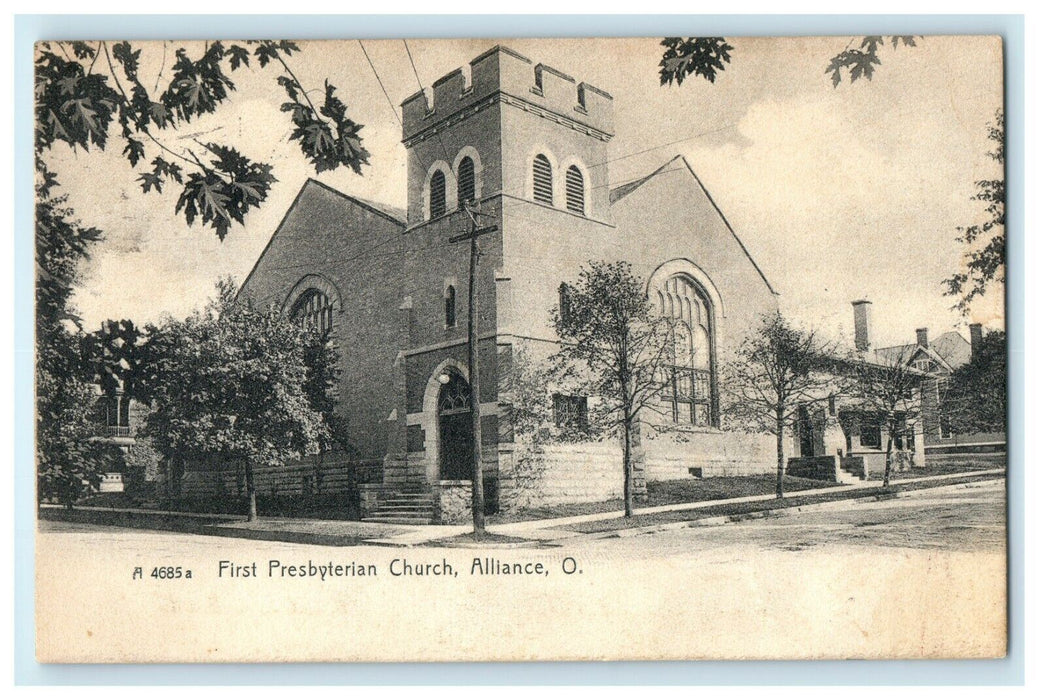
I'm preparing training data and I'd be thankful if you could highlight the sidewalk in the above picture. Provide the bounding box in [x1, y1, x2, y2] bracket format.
[40, 468, 1004, 547]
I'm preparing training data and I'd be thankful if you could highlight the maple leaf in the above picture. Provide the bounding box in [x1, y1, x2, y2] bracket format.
[122, 137, 145, 166]
[138, 171, 163, 193]
[226, 44, 250, 71]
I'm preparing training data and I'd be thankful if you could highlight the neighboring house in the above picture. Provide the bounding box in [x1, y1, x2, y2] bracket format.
[201, 44, 782, 523]
[876, 321, 1005, 464]
[90, 385, 159, 494]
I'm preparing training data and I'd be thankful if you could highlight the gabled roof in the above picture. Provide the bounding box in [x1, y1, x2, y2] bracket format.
[874, 342, 954, 373]
[929, 330, 972, 367]
[237, 179, 406, 301]
[610, 154, 776, 295]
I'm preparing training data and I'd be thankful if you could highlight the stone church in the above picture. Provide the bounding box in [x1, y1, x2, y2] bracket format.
[211, 45, 781, 522]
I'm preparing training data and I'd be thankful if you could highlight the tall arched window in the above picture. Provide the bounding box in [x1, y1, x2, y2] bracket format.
[291, 289, 333, 334]
[565, 165, 585, 214]
[532, 154, 553, 205]
[457, 157, 475, 208]
[429, 170, 447, 219]
[658, 275, 714, 426]
[444, 285, 457, 328]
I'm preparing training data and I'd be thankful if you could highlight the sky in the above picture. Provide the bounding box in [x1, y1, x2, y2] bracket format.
[48, 35, 1005, 350]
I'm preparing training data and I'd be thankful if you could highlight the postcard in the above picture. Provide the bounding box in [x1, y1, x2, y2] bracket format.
[34, 35, 1007, 662]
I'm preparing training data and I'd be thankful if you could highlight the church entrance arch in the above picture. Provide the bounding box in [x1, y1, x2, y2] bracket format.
[437, 369, 474, 480]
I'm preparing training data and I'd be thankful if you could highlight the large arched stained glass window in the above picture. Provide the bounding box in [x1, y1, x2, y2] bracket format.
[657, 275, 714, 426]
[291, 289, 333, 335]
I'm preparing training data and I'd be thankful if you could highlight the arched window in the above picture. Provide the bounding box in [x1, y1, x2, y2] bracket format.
[565, 165, 585, 214]
[658, 275, 715, 426]
[532, 154, 553, 205]
[457, 157, 475, 208]
[445, 285, 457, 328]
[291, 289, 333, 334]
[429, 170, 447, 219]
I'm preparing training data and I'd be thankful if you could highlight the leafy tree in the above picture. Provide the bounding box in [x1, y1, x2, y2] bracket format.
[940, 329, 1007, 434]
[943, 110, 1005, 315]
[720, 312, 836, 498]
[35, 40, 370, 239]
[551, 261, 679, 517]
[659, 35, 917, 87]
[659, 38, 734, 86]
[140, 280, 326, 520]
[850, 349, 924, 487]
[35, 173, 113, 505]
[81, 318, 146, 397]
[34, 38, 370, 508]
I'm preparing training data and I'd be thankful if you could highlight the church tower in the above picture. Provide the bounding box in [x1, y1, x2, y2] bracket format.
[401, 45, 614, 227]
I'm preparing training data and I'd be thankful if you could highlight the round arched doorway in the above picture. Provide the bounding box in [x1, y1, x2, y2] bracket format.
[437, 369, 474, 480]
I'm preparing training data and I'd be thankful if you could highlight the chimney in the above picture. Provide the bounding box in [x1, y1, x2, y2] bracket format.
[852, 300, 872, 352]
[916, 328, 928, 348]
[970, 323, 983, 354]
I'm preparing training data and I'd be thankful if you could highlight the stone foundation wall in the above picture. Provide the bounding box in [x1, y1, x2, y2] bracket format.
[645, 430, 777, 479]
[786, 455, 838, 482]
[434, 480, 473, 524]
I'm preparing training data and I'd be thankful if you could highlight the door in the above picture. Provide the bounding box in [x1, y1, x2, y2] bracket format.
[438, 371, 474, 481]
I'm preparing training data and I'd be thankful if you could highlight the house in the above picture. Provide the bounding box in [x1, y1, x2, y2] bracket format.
[875, 320, 1005, 464]
[196, 44, 785, 522]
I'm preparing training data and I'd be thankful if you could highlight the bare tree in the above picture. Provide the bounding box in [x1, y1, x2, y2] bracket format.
[720, 312, 837, 498]
[850, 349, 925, 487]
[551, 261, 679, 517]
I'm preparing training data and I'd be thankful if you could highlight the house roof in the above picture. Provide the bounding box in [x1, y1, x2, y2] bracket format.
[609, 154, 776, 295]
[874, 341, 954, 373]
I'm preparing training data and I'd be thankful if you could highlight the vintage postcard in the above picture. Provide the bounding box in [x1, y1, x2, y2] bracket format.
[34, 35, 1007, 662]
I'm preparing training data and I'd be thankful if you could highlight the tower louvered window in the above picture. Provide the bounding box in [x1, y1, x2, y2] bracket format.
[457, 157, 475, 208]
[532, 154, 553, 205]
[429, 170, 447, 219]
[565, 165, 585, 214]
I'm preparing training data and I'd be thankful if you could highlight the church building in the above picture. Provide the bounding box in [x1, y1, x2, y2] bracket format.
[223, 45, 781, 522]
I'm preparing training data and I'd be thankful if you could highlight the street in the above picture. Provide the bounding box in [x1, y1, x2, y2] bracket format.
[35, 479, 1008, 662]
[38, 478, 1007, 556]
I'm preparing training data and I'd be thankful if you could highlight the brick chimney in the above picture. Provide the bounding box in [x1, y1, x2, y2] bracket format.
[970, 323, 983, 354]
[916, 327, 929, 348]
[852, 300, 872, 352]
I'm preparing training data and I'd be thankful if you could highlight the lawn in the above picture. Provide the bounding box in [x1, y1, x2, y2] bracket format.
[489, 473, 841, 524]
[561, 472, 1003, 535]
[868, 458, 1004, 482]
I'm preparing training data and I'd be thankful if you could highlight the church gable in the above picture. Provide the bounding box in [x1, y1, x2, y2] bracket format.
[239, 178, 405, 309]
[609, 155, 778, 346]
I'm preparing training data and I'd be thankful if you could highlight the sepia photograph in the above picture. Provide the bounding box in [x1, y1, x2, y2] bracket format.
[31, 32, 1008, 663]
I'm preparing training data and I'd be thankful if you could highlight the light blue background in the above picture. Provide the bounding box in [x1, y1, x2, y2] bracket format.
[14, 13, 1025, 686]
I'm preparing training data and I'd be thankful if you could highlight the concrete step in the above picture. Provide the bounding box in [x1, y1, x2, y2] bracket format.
[362, 516, 433, 525]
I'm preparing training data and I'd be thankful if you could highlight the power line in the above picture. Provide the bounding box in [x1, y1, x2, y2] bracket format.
[357, 40, 401, 127]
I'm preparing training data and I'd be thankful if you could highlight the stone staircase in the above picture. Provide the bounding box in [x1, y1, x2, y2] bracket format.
[837, 460, 865, 485]
[361, 487, 435, 525]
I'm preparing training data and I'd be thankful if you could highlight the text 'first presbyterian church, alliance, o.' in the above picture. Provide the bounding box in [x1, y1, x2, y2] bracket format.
[186, 44, 784, 523]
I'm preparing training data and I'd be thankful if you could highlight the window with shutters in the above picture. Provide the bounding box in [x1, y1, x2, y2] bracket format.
[457, 157, 475, 208]
[532, 154, 553, 205]
[565, 165, 585, 215]
[429, 170, 447, 219]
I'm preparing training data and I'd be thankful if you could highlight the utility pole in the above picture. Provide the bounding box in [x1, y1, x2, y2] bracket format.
[449, 203, 497, 534]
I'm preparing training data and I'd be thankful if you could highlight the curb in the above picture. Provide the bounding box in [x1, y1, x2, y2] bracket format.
[549, 476, 1006, 544]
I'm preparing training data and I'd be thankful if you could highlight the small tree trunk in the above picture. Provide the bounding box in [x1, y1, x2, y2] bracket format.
[775, 407, 785, 499]
[623, 418, 634, 518]
[244, 457, 258, 522]
[882, 435, 894, 488]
